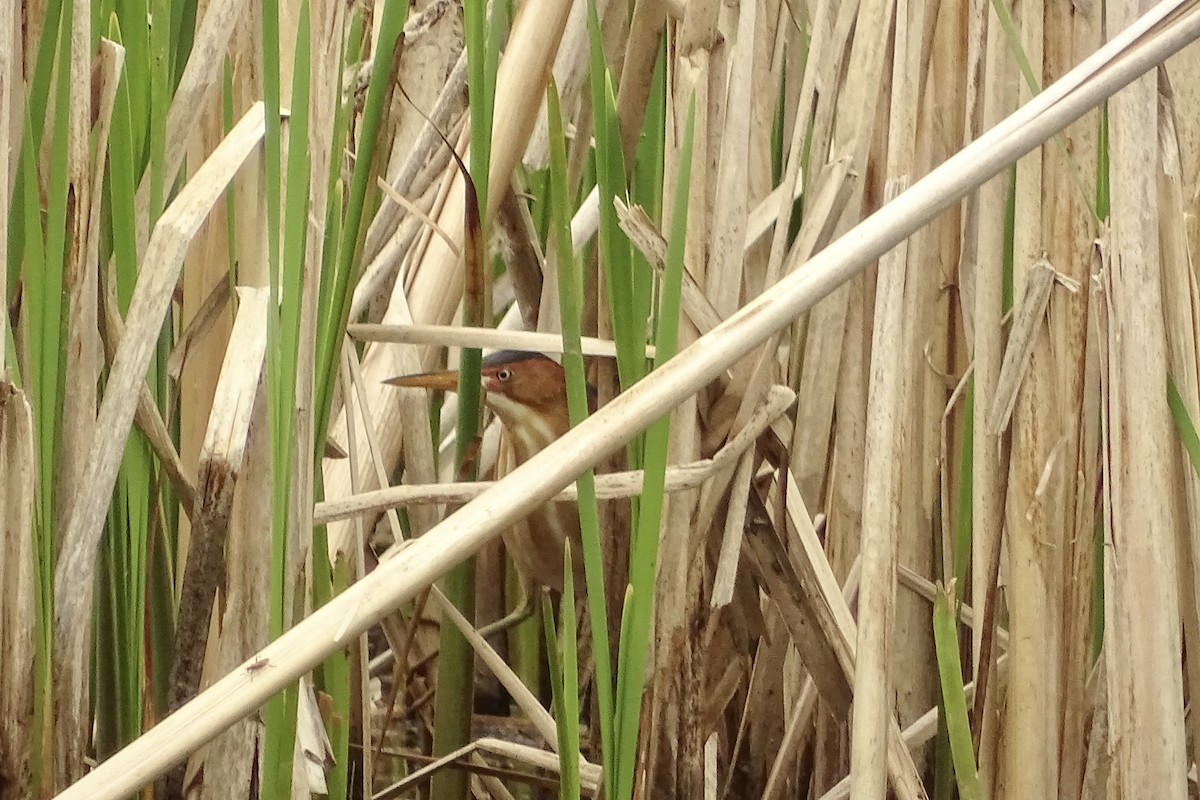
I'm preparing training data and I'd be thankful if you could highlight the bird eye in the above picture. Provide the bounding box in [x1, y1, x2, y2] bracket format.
[497, 368, 512, 381]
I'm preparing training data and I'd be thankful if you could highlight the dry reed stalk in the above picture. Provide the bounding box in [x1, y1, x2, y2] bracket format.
[642, 1, 722, 792]
[754, 0, 810, 329]
[367, 307, 440, 540]
[0, 384, 34, 799]
[738, 611, 792, 794]
[163, 288, 269, 798]
[706, 0, 754, 320]
[231, 6, 270, 292]
[937, 0, 980, 592]
[851, 0, 916, 789]
[899, 0, 965, 749]
[699, 0, 786, 778]
[1046, 6, 1103, 798]
[54, 8, 1200, 796]
[964, 2, 1013, 790]
[1167, 44, 1200, 215]
[886, 0, 939, 764]
[178, 179, 235, 574]
[813, 262, 869, 794]
[823, 0, 904, 795]
[166, 281, 232, 382]
[648, 430, 701, 799]
[1103, 4, 1188, 793]
[614, 185, 806, 340]
[743, 0, 782, 298]
[197, 387, 273, 800]
[810, 602, 1002, 800]
[356, 145, 461, 325]
[381, 4, 461, 190]
[781, 0, 853, 536]
[759, 559, 860, 800]
[294, 677, 337, 795]
[819, 655, 1011, 799]
[788, 226, 852, 503]
[335, 352, 378, 796]
[376, 736, 604, 798]
[0, 33, 20, 797]
[1002, 3, 1067, 795]
[360, 12, 466, 273]
[1157, 68, 1200, 783]
[757, 474, 928, 799]
[527, 0, 612, 171]
[166, 286, 270, 714]
[1169, 43, 1200, 773]
[175, 0, 253, 647]
[349, 322, 645, 359]
[56, 0, 99, 544]
[614, 0, 667, 165]
[177, 18, 268, 689]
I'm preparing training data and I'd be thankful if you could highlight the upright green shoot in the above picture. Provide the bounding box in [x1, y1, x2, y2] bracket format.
[586, 0, 643, 396]
[432, 0, 503, 794]
[260, 0, 317, 795]
[542, 542, 581, 800]
[613, 98, 696, 800]
[19, 9, 75, 785]
[547, 77, 614, 799]
[955, 382, 975, 592]
[933, 582, 984, 800]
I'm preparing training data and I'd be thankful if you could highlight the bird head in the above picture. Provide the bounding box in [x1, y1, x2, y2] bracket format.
[385, 350, 597, 442]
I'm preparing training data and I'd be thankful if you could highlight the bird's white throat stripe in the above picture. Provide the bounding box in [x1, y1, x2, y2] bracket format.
[486, 392, 559, 459]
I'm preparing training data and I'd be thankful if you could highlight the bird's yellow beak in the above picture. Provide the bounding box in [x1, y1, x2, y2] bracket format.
[384, 370, 461, 393]
[384, 370, 492, 394]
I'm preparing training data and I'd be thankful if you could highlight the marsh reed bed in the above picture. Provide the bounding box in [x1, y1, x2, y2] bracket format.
[3, 0, 1200, 798]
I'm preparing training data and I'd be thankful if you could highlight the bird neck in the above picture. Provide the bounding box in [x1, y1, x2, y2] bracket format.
[485, 393, 569, 461]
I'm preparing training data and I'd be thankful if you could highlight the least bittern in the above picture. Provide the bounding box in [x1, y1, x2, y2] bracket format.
[386, 350, 597, 628]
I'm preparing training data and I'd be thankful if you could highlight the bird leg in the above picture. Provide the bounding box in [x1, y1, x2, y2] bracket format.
[368, 577, 540, 676]
[477, 573, 538, 640]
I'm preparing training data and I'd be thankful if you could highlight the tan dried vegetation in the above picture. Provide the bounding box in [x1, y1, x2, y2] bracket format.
[4, 0, 1200, 799]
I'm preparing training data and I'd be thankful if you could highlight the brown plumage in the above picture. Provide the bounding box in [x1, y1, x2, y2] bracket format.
[386, 351, 596, 595]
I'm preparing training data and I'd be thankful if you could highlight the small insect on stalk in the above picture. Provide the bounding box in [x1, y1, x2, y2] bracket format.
[245, 655, 273, 681]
